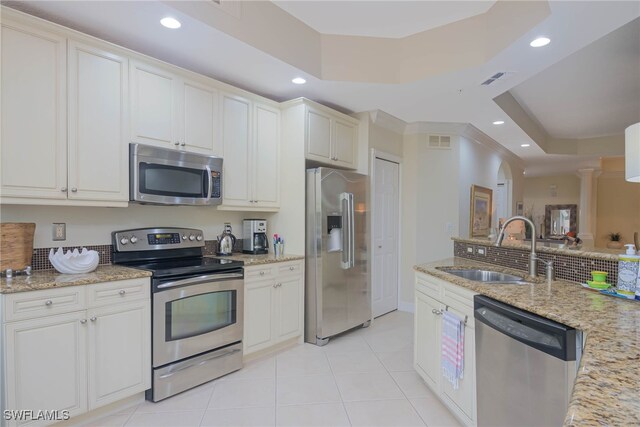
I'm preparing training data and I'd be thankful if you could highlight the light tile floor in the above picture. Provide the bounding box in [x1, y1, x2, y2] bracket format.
[88, 311, 462, 427]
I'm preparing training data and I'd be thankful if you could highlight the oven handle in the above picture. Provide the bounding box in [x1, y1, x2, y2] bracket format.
[158, 348, 242, 379]
[157, 272, 243, 289]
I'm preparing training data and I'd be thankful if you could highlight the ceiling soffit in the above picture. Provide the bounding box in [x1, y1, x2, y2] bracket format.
[167, 0, 550, 84]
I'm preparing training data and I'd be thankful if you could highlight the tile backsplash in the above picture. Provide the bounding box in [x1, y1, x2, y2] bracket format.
[453, 241, 619, 285]
[31, 239, 245, 271]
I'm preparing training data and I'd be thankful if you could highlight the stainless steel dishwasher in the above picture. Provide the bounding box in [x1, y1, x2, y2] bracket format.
[474, 295, 582, 427]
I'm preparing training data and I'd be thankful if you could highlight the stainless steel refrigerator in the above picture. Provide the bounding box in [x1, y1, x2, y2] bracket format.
[305, 167, 371, 346]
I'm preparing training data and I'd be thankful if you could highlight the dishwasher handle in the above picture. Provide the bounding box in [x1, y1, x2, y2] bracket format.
[474, 295, 577, 361]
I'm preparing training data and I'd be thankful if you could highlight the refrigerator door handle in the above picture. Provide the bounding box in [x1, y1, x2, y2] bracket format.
[340, 192, 355, 269]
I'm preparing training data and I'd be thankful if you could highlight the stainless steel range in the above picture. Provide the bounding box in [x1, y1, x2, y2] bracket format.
[112, 227, 244, 402]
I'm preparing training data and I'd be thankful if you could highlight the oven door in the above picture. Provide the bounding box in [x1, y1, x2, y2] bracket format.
[153, 271, 243, 367]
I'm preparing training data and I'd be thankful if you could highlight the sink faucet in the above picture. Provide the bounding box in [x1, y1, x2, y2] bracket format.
[495, 216, 538, 277]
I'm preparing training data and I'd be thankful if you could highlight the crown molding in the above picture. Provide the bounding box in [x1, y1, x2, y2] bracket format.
[403, 121, 467, 135]
[368, 110, 406, 135]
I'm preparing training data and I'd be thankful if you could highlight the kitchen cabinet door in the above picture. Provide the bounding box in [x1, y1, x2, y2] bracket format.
[275, 274, 303, 342]
[4, 311, 88, 427]
[221, 93, 252, 207]
[130, 60, 178, 148]
[1, 21, 67, 200]
[332, 119, 357, 169]
[87, 300, 151, 409]
[182, 79, 220, 155]
[306, 108, 332, 161]
[253, 103, 280, 208]
[414, 291, 441, 391]
[243, 278, 276, 354]
[68, 40, 129, 202]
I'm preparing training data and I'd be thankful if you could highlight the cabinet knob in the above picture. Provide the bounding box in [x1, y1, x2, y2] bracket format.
[90, 316, 97, 322]
[260, 271, 265, 276]
[45, 300, 53, 306]
[289, 266, 294, 271]
[71, 188, 78, 193]
[174, 142, 180, 146]
[61, 187, 68, 192]
[80, 319, 87, 324]
[119, 290, 126, 295]
[180, 142, 186, 147]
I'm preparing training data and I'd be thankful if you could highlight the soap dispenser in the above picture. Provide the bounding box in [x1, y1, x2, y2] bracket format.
[617, 244, 639, 299]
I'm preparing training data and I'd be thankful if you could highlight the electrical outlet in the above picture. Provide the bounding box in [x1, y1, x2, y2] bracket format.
[53, 223, 66, 241]
[476, 246, 486, 256]
[466, 246, 474, 254]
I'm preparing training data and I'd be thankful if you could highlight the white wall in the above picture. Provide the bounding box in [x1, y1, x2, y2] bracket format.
[0, 204, 269, 248]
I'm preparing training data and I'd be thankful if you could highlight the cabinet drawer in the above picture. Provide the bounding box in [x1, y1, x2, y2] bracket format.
[245, 266, 275, 280]
[87, 278, 150, 308]
[3, 286, 86, 322]
[415, 273, 440, 298]
[277, 262, 302, 276]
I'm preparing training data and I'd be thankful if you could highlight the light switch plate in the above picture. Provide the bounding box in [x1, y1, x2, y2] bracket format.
[53, 223, 66, 241]
[476, 246, 486, 256]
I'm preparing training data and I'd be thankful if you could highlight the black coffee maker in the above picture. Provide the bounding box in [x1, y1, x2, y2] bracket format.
[242, 219, 269, 254]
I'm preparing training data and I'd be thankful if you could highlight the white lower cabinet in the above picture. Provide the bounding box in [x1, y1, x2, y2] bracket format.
[414, 272, 477, 427]
[1, 278, 151, 427]
[243, 261, 304, 355]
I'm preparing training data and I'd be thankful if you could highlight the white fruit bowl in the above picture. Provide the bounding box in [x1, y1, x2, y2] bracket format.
[49, 247, 99, 274]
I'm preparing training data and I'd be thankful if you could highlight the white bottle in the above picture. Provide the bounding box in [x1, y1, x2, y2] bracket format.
[617, 244, 639, 299]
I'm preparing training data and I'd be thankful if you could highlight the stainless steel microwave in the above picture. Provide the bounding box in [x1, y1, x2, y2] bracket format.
[130, 143, 222, 206]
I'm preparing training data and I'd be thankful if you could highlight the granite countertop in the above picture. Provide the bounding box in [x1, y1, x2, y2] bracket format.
[453, 237, 624, 261]
[205, 253, 304, 266]
[414, 257, 640, 426]
[0, 265, 152, 294]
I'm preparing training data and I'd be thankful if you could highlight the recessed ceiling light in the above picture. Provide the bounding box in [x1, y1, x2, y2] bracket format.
[530, 37, 550, 47]
[160, 17, 181, 29]
[521, 143, 531, 147]
[492, 120, 505, 125]
[292, 77, 306, 85]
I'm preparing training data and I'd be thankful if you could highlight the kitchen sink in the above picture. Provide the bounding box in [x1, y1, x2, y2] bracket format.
[436, 268, 530, 284]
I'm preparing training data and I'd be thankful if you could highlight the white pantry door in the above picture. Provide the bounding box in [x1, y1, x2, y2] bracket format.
[372, 157, 400, 317]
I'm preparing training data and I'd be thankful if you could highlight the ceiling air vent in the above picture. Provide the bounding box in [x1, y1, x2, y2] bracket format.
[481, 72, 505, 86]
[428, 135, 451, 149]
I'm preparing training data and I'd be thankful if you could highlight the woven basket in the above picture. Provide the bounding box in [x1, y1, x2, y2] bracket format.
[0, 223, 36, 271]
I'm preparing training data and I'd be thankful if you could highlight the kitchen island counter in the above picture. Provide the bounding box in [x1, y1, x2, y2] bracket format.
[414, 257, 640, 426]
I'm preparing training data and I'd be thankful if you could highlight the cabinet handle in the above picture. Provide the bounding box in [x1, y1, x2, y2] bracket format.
[260, 271, 265, 275]
[71, 188, 78, 193]
[61, 187, 68, 192]
[119, 290, 126, 295]
[45, 300, 53, 306]
[289, 266, 295, 271]
[80, 319, 87, 324]
[432, 309, 443, 315]
[174, 142, 180, 146]
[180, 142, 186, 147]
[90, 316, 97, 322]
[273, 283, 277, 288]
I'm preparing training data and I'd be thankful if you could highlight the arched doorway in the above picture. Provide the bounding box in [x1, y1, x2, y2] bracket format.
[496, 161, 513, 227]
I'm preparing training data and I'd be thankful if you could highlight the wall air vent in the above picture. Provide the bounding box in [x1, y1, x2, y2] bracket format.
[428, 135, 451, 149]
[481, 71, 517, 86]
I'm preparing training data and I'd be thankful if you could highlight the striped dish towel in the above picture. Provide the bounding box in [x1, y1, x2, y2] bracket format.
[441, 310, 465, 390]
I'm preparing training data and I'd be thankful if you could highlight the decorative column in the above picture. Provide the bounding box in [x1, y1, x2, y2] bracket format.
[577, 168, 600, 248]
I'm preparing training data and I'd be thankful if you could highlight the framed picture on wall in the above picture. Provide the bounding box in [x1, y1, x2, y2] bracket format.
[470, 185, 493, 238]
[516, 201, 524, 216]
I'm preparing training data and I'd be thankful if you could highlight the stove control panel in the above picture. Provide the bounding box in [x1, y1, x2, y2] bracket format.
[112, 227, 205, 252]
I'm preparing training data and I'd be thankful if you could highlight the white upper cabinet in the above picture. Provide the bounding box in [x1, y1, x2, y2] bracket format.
[301, 100, 359, 170]
[1, 19, 67, 200]
[1, 13, 129, 206]
[68, 39, 129, 202]
[130, 60, 177, 147]
[219, 94, 280, 211]
[130, 60, 221, 155]
[221, 93, 252, 207]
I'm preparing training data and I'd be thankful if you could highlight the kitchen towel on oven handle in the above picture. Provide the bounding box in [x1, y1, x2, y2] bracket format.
[441, 310, 464, 390]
